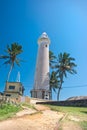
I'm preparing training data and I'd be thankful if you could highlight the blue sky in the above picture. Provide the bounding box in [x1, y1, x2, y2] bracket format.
[0, 0, 87, 100]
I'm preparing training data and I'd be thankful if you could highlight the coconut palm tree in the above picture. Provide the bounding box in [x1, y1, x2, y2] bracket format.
[55, 52, 77, 100]
[49, 51, 56, 68]
[49, 51, 57, 99]
[0, 43, 23, 81]
[50, 71, 59, 100]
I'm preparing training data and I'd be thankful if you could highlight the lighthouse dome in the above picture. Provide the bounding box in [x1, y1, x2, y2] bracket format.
[38, 32, 50, 44]
[41, 32, 48, 38]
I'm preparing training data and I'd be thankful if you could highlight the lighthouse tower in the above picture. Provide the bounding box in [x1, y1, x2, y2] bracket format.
[31, 32, 51, 99]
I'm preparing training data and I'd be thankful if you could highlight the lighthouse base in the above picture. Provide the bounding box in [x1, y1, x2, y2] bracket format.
[30, 89, 51, 100]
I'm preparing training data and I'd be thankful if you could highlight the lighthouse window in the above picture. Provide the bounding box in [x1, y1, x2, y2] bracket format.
[45, 44, 47, 47]
[9, 85, 15, 90]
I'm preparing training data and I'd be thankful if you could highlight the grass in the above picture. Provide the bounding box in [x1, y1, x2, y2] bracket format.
[47, 105, 87, 130]
[0, 102, 87, 130]
[79, 121, 87, 130]
[21, 102, 36, 110]
[0, 103, 22, 121]
[0, 102, 37, 121]
[47, 105, 87, 116]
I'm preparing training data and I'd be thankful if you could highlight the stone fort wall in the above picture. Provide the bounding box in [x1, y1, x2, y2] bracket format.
[36, 99, 87, 107]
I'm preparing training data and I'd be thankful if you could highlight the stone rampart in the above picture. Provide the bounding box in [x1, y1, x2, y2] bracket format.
[36, 99, 87, 107]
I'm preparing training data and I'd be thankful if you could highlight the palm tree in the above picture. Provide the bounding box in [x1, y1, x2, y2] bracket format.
[49, 51, 57, 99]
[50, 71, 59, 100]
[0, 43, 23, 81]
[49, 51, 56, 68]
[55, 52, 77, 100]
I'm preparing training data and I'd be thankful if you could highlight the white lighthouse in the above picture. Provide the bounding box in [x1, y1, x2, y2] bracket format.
[31, 32, 51, 100]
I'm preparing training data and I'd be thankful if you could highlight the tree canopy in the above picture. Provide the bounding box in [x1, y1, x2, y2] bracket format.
[0, 43, 23, 81]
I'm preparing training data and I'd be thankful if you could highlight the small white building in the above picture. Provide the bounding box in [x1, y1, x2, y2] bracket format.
[4, 82, 24, 98]
[31, 32, 51, 100]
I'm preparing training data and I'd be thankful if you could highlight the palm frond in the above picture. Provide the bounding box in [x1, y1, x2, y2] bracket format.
[15, 58, 20, 66]
[3, 60, 11, 65]
[49, 50, 56, 68]
[0, 55, 9, 59]
[0, 43, 23, 81]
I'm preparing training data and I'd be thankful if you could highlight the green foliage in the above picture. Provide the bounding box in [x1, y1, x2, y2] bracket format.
[47, 105, 87, 130]
[56, 52, 77, 100]
[0, 43, 23, 81]
[49, 50, 56, 68]
[50, 71, 59, 97]
[21, 103, 36, 110]
[47, 105, 87, 116]
[0, 103, 22, 120]
[50, 71, 59, 88]
[49, 51, 77, 100]
[80, 121, 87, 130]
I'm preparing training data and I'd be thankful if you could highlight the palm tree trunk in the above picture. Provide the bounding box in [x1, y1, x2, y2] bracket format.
[7, 64, 13, 81]
[57, 75, 63, 101]
[49, 86, 52, 100]
[57, 88, 61, 101]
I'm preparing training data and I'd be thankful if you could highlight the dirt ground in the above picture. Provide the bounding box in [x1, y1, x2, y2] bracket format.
[62, 121, 82, 130]
[0, 105, 83, 130]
